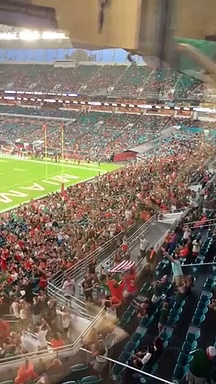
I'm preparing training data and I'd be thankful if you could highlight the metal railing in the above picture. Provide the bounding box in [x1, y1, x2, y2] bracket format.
[48, 216, 157, 298]
[49, 172, 216, 311]
[0, 307, 106, 368]
[48, 284, 93, 319]
[77, 214, 157, 298]
[136, 172, 216, 278]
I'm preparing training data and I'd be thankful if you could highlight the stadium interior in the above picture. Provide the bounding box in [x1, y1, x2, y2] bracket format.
[0, 3, 216, 384]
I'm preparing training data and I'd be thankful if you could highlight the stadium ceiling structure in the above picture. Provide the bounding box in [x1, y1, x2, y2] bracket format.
[1, 0, 216, 82]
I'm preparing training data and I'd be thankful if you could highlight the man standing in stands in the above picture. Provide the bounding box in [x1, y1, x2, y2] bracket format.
[62, 275, 75, 298]
[186, 346, 216, 384]
[139, 235, 149, 259]
[162, 249, 183, 286]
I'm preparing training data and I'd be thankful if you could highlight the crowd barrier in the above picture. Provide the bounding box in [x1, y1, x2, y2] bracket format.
[1, 184, 214, 372]
[0, 307, 106, 372]
[78, 214, 157, 298]
[48, 216, 157, 303]
[49, 170, 216, 305]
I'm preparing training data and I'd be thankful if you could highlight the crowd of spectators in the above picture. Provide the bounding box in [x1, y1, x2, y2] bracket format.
[72, 113, 138, 156]
[84, 65, 126, 94]
[0, 64, 99, 93]
[141, 70, 180, 95]
[174, 118, 216, 130]
[1, 111, 216, 162]
[110, 179, 216, 384]
[0, 116, 62, 144]
[0, 112, 172, 157]
[0, 105, 80, 120]
[0, 129, 214, 384]
[0, 63, 201, 97]
[0, 133, 213, 299]
[104, 115, 170, 154]
[111, 65, 152, 96]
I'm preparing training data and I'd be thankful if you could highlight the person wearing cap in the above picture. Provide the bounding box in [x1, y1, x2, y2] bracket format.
[186, 346, 216, 384]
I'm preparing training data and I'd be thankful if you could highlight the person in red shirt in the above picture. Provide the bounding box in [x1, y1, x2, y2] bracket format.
[50, 332, 65, 349]
[0, 319, 10, 343]
[0, 255, 7, 271]
[15, 359, 38, 384]
[39, 275, 47, 290]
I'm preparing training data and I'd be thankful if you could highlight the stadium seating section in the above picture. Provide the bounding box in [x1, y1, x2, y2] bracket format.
[0, 112, 172, 155]
[0, 64, 201, 98]
[0, 59, 216, 384]
[2, 111, 215, 157]
[111, 206, 216, 384]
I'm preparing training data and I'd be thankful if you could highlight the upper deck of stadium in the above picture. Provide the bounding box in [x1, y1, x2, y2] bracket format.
[0, 24, 216, 384]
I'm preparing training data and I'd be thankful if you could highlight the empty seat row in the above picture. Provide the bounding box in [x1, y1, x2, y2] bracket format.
[63, 376, 103, 384]
[172, 277, 215, 382]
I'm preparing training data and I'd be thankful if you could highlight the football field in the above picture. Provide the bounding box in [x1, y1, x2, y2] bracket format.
[0, 156, 120, 213]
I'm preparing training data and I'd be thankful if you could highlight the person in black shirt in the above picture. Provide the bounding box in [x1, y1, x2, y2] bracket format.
[32, 297, 42, 325]
[24, 281, 34, 304]
[89, 257, 96, 274]
[82, 276, 93, 301]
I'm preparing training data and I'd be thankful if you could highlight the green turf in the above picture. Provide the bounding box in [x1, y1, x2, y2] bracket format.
[0, 156, 120, 213]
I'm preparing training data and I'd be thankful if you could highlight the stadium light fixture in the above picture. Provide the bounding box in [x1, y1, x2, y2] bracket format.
[0, 32, 16, 40]
[19, 30, 40, 40]
[41, 31, 67, 39]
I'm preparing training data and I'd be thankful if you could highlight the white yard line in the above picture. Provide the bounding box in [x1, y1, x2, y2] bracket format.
[0, 155, 103, 173]
[0, 171, 63, 193]
[0, 176, 96, 214]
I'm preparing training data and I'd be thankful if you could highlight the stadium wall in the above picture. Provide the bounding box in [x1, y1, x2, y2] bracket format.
[113, 151, 137, 162]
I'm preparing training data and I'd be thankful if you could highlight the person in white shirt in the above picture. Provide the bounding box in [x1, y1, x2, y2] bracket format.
[62, 276, 75, 298]
[36, 319, 50, 350]
[10, 298, 20, 319]
[21, 331, 39, 353]
[132, 345, 155, 368]
[139, 236, 149, 259]
[183, 225, 191, 242]
[192, 238, 201, 257]
[61, 307, 71, 339]
[19, 301, 29, 327]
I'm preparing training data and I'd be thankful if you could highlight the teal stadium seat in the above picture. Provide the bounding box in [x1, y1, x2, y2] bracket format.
[186, 331, 200, 343]
[140, 363, 159, 383]
[140, 315, 154, 328]
[177, 353, 193, 367]
[111, 351, 131, 379]
[140, 283, 151, 295]
[80, 376, 103, 384]
[182, 340, 197, 354]
[167, 314, 180, 327]
[119, 310, 135, 327]
[160, 328, 173, 341]
[199, 296, 211, 306]
[62, 382, 77, 384]
[173, 365, 188, 381]
[191, 314, 206, 327]
[131, 332, 144, 343]
[69, 364, 89, 381]
[194, 307, 208, 317]
[124, 341, 138, 353]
